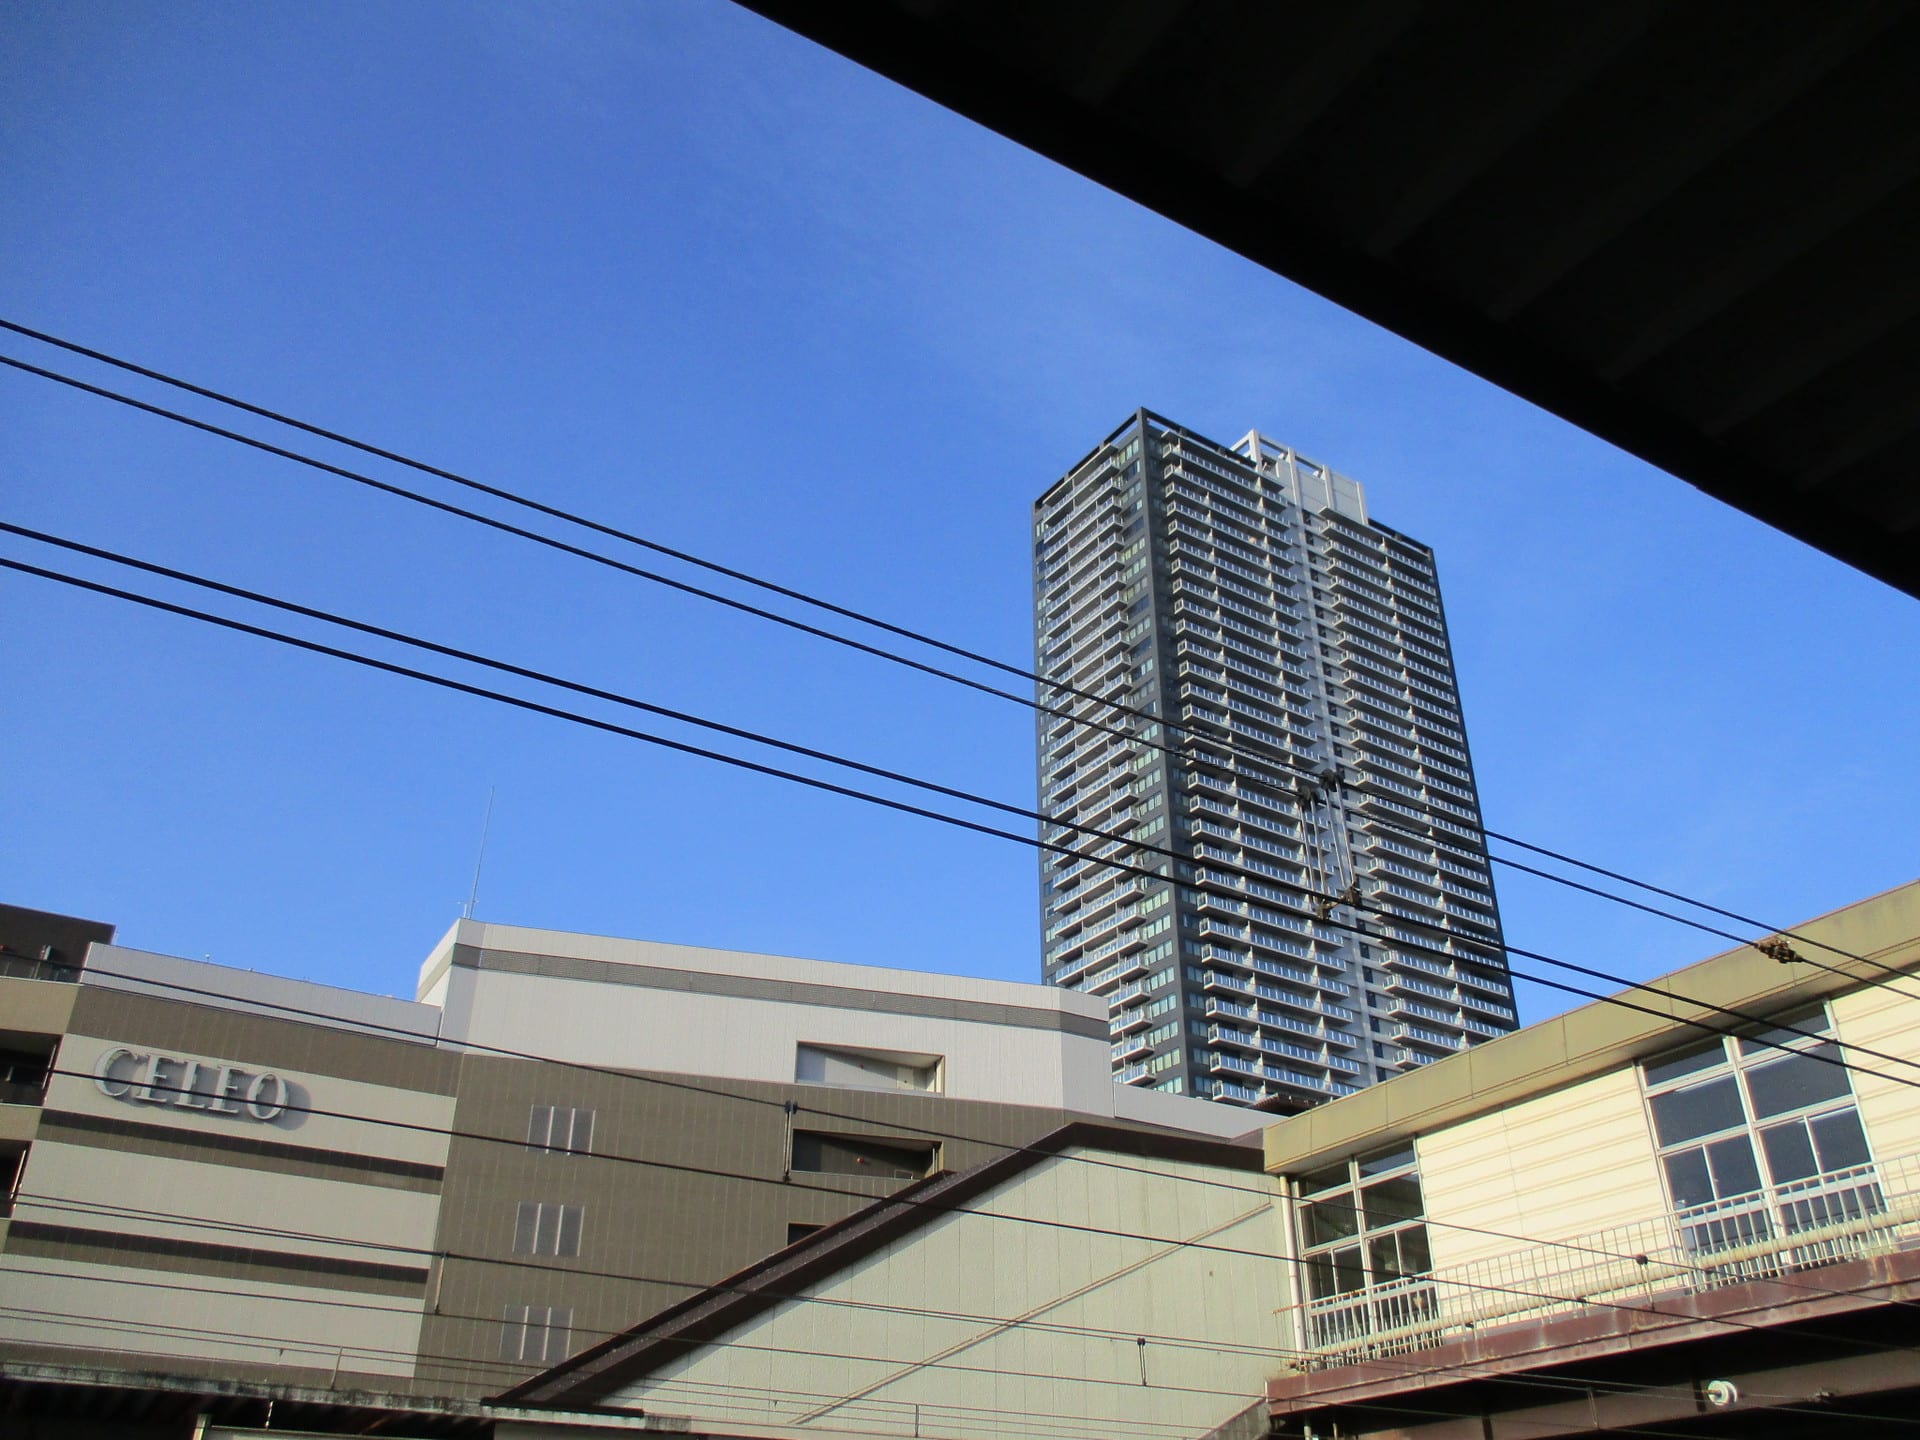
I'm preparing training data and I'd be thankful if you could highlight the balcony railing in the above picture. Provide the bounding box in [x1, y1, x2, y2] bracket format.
[0, 953, 78, 984]
[1291, 1150, 1920, 1367]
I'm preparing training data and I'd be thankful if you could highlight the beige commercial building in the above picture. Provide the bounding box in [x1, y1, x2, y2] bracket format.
[0, 906, 1255, 1403]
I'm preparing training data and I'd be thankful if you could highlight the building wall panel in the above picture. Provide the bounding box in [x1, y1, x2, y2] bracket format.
[0, 1255, 426, 1380]
[1417, 1068, 1666, 1275]
[602, 1148, 1286, 1439]
[1833, 983, 1920, 1164]
[13, 1145, 441, 1264]
[48, 1033, 455, 1170]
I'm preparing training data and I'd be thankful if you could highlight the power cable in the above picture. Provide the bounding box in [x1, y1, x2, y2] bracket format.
[11, 1199, 1909, 1435]
[0, 1259, 1259, 1424]
[6, 335, 1892, 996]
[7, 558, 1919, 1343]
[5, 543, 1914, 1109]
[22, 1038, 1920, 1377]
[0, 1308, 1209, 1440]
[11, 519, 1914, 1086]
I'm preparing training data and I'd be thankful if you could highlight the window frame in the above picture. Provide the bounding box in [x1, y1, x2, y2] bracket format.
[1292, 1141, 1434, 1348]
[1637, 1003, 1880, 1254]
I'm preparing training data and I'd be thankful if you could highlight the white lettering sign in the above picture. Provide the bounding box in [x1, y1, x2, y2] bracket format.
[92, 1047, 291, 1122]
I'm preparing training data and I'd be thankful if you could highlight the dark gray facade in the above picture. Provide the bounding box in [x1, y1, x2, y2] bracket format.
[1034, 411, 1516, 1108]
[415, 1054, 1148, 1394]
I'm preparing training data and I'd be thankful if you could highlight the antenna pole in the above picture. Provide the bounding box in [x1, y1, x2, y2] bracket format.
[463, 785, 496, 920]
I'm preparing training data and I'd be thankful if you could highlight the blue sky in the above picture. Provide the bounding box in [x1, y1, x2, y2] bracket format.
[3, 0, 1914, 1020]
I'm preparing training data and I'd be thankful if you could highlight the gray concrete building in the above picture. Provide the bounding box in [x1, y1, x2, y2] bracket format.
[1033, 411, 1518, 1109]
[0, 905, 1253, 1400]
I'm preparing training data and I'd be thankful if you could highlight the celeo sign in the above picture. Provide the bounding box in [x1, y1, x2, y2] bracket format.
[93, 1047, 291, 1122]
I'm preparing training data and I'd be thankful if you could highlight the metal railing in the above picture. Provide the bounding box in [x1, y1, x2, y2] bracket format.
[0, 953, 78, 984]
[1295, 1150, 1920, 1367]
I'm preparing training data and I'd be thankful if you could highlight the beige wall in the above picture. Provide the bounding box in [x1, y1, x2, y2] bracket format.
[449, 965, 1103, 1112]
[602, 1147, 1287, 1440]
[1, 990, 457, 1390]
[0, 1255, 428, 1379]
[15, 1145, 443, 1266]
[49, 1033, 454, 1171]
[1832, 982, 1920, 1164]
[1416, 1067, 1666, 1277]
[415, 1056, 1240, 1396]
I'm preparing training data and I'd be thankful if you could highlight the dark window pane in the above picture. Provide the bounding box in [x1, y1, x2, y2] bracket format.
[1368, 1232, 1402, 1281]
[1737, 1006, 1830, 1056]
[1663, 1148, 1714, 1208]
[1398, 1224, 1431, 1275]
[513, 1202, 539, 1255]
[1362, 1174, 1424, 1225]
[1744, 1044, 1852, 1118]
[1305, 1254, 1340, 1300]
[1331, 1244, 1365, 1295]
[1306, 1246, 1365, 1299]
[1649, 1076, 1744, 1146]
[1644, 1040, 1726, 1087]
[1357, 1143, 1416, 1177]
[1811, 1109, 1872, 1172]
[1302, 1193, 1360, 1248]
[1298, 1163, 1351, 1196]
[1761, 1120, 1819, 1184]
[500, 1306, 528, 1361]
[1706, 1135, 1761, 1200]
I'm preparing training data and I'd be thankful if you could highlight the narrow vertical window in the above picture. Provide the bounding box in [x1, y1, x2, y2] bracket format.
[513, 1202, 584, 1257]
[528, 1105, 595, 1155]
[1294, 1142, 1432, 1348]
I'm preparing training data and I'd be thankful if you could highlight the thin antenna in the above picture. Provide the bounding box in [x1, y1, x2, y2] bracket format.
[463, 785, 496, 920]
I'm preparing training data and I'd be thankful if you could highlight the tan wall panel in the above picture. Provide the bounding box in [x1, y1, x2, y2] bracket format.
[454, 968, 1091, 1111]
[603, 1149, 1286, 1439]
[50, 1033, 455, 1169]
[0, 1255, 425, 1379]
[1832, 984, 1920, 1164]
[0, 975, 78, 1038]
[1418, 1068, 1666, 1276]
[15, 1145, 442, 1265]
[0, 1105, 38, 1144]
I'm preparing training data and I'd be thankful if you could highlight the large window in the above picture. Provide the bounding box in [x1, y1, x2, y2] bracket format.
[790, 1129, 938, 1182]
[794, 1043, 942, 1094]
[1295, 1142, 1433, 1347]
[1641, 1005, 1878, 1263]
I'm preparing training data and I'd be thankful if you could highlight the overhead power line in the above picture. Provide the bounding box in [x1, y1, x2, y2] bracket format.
[6, 541, 1915, 1099]
[7, 1201, 1910, 1437]
[1, 328, 1902, 995]
[10, 521, 1915, 1079]
[13, 1187, 1915, 1433]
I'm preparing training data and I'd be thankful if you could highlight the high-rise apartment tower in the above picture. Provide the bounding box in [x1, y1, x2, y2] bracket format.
[1033, 411, 1517, 1107]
